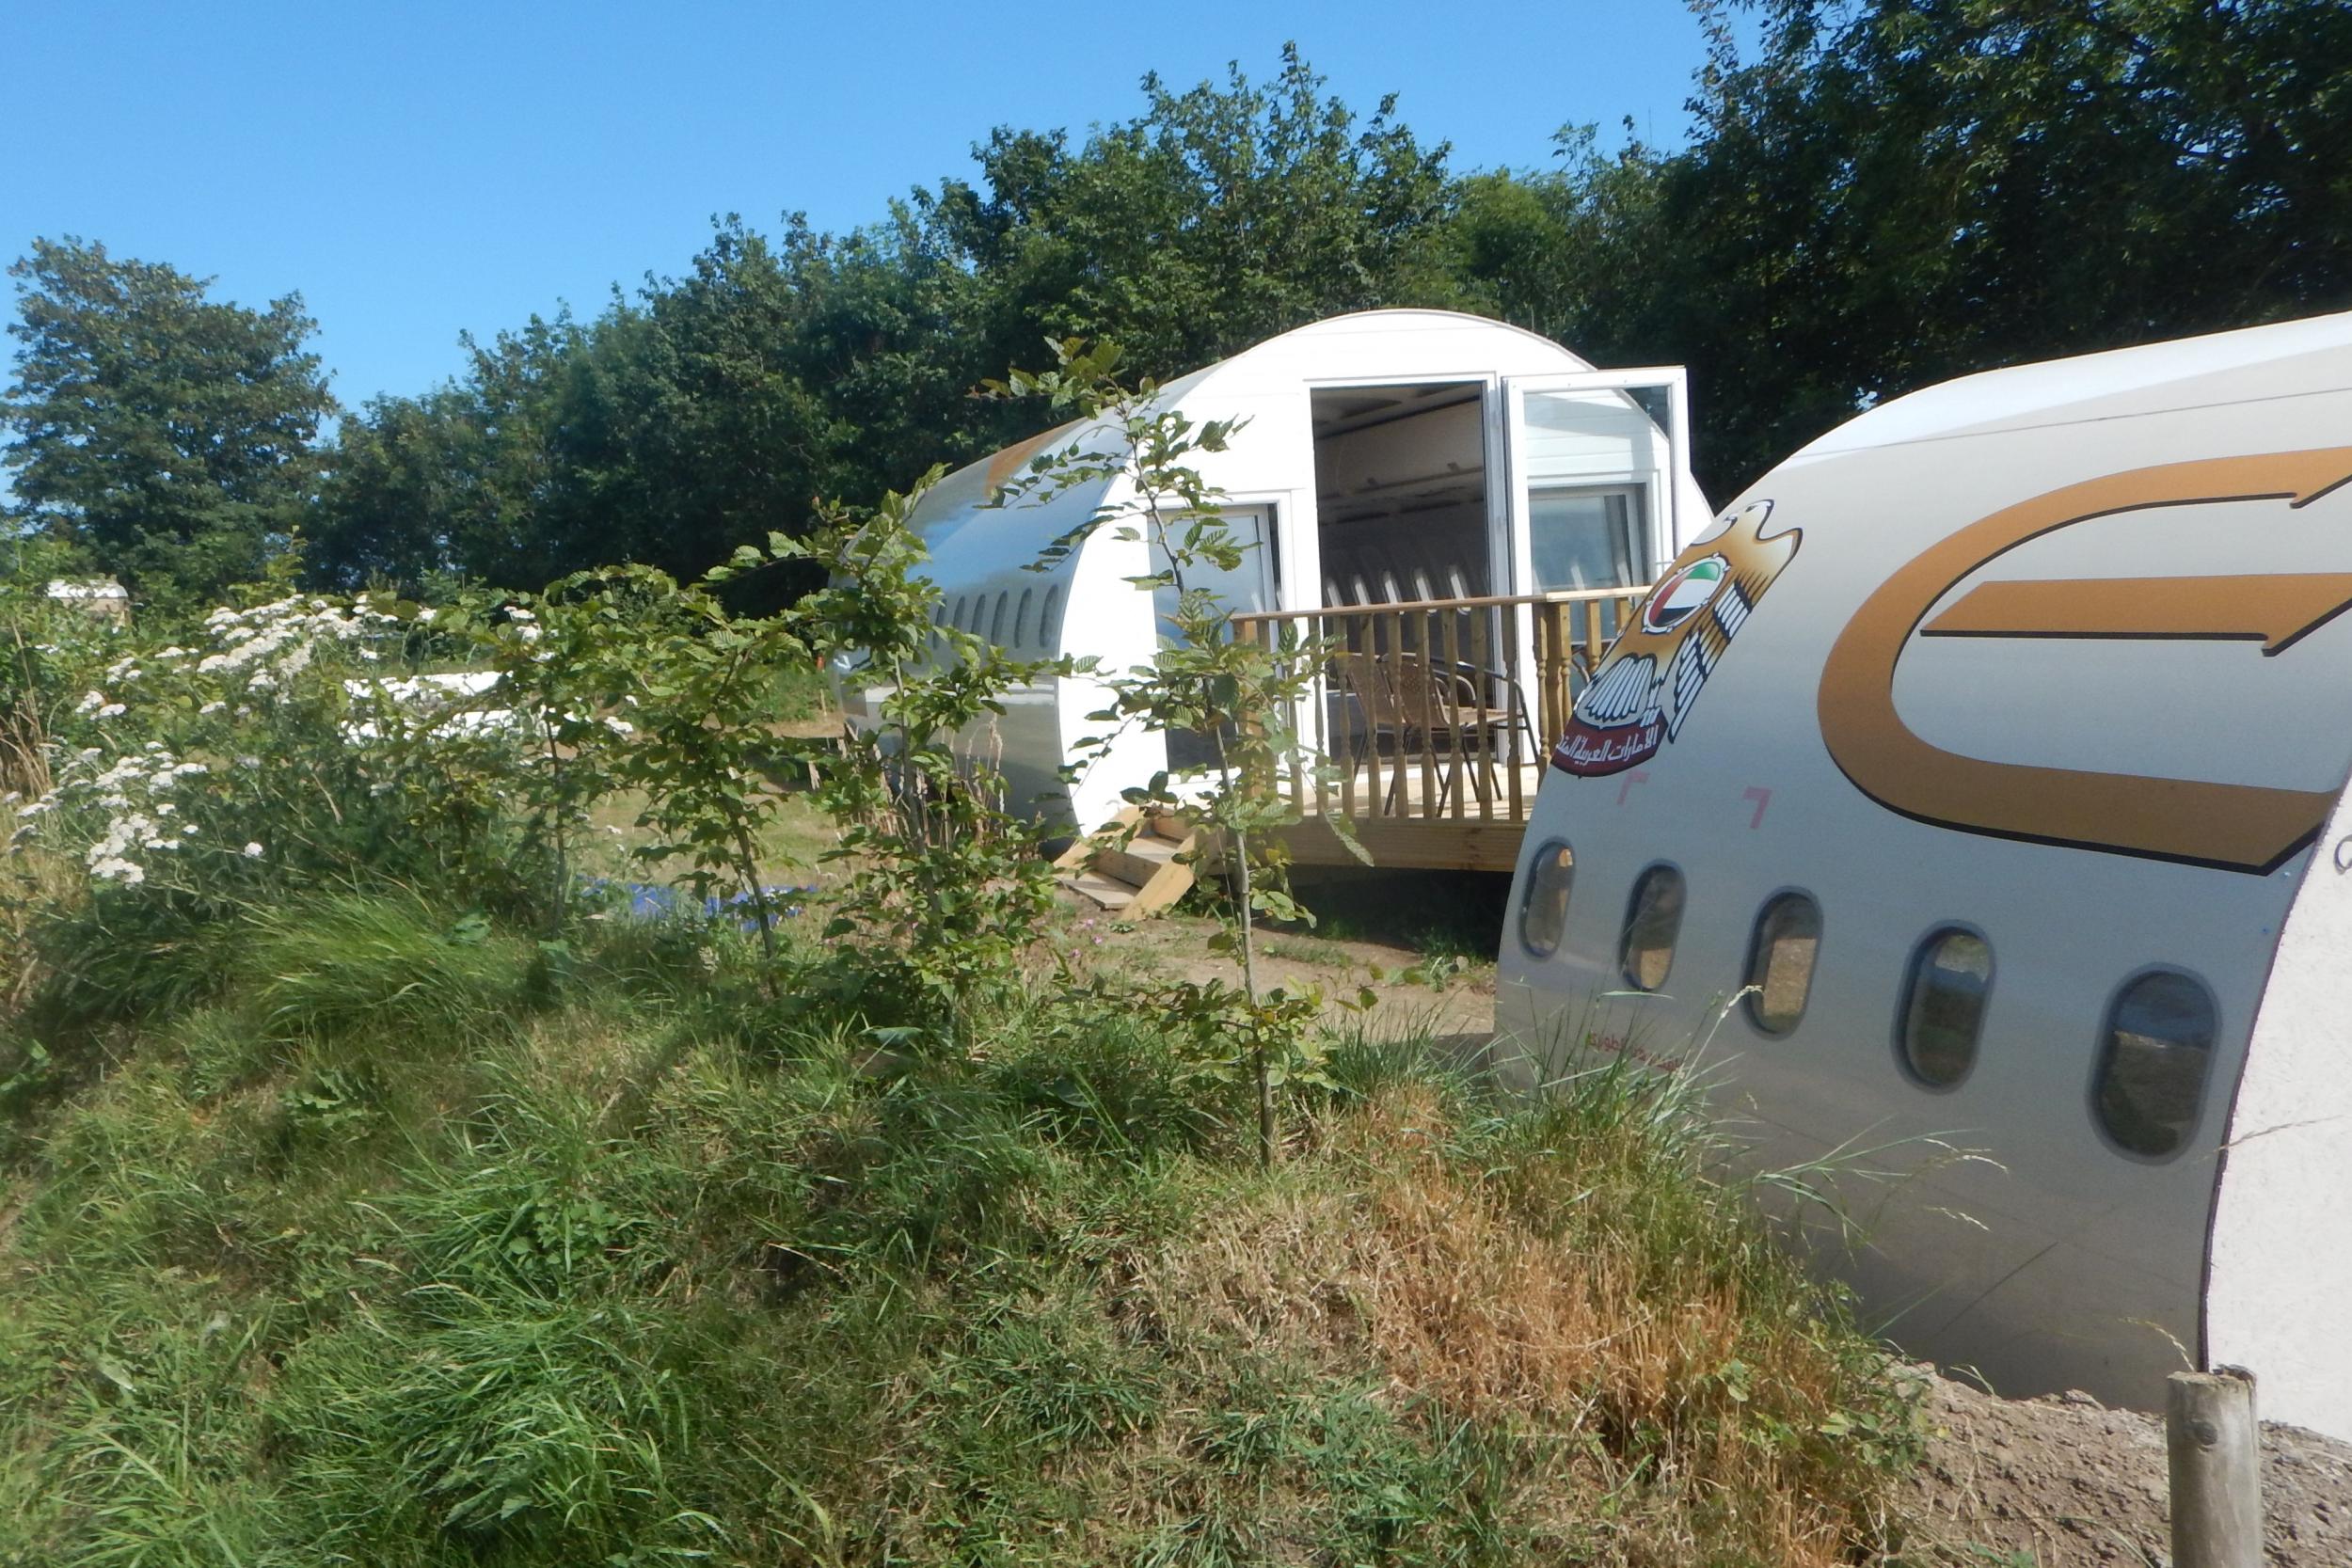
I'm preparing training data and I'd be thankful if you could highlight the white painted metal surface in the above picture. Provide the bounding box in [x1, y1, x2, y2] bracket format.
[1495, 309, 2352, 1437]
[849, 309, 1710, 829]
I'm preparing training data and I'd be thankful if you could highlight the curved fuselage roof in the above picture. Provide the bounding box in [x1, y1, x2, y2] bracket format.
[895, 309, 1657, 828]
[1499, 309, 2352, 1435]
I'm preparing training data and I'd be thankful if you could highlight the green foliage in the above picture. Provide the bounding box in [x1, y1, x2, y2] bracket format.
[1546, 0, 2352, 494]
[773, 478, 1068, 1050]
[938, 44, 1461, 381]
[0, 937, 1926, 1566]
[0, 542, 135, 800]
[307, 48, 1468, 598]
[244, 892, 538, 1045]
[992, 339, 1352, 1165]
[4, 586, 567, 1034]
[34, 24, 2352, 599]
[3, 238, 336, 610]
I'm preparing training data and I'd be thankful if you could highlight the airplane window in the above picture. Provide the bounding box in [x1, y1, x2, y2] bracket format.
[1618, 863, 1685, 991]
[952, 595, 968, 633]
[1014, 588, 1033, 648]
[2095, 971, 2217, 1159]
[1518, 840, 1575, 958]
[1040, 586, 1064, 649]
[990, 591, 1009, 644]
[1742, 892, 1821, 1036]
[1899, 927, 1992, 1088]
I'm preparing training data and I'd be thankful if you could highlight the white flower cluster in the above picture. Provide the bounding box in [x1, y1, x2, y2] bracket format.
[12, 741, 214, 885]
[196, 596, 405, 698]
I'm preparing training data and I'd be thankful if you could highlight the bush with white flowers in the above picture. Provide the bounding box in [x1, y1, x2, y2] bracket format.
[6, 587, 571, 927]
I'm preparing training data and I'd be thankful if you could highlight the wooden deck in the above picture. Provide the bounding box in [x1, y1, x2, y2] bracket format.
[1232, 587, 1645, 873]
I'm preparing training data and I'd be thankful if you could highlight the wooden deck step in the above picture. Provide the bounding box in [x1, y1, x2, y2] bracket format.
[1059, 869, 1138, 912]
[1052, 808, 1200, 919]
[1096, 833, 1179, 889]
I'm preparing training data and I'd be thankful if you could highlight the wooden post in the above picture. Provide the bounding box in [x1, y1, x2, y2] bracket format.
[1440, 608, 1466, 820]
[1416, 609, 1440, 819]
[2167, 1367, 2262, 1568]
[1334, 612, 1357, 822]
[1502, 605, 1525, 822]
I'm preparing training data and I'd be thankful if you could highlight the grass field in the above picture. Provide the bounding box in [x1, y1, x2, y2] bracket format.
[0, 862, 1930, 1566]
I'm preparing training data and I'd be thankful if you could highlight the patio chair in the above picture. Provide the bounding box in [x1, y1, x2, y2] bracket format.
[1333, 649, 1537, 814]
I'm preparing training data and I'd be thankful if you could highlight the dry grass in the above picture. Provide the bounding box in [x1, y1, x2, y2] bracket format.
[1128, 1088, 1905, 1566]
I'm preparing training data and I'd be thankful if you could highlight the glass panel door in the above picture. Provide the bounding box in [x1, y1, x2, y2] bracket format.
[1498, 368, 1693, 595]
[1152, 506, 1274, 642]
[1494, 370, 1693, 752]
[1529, 484, 1645, 592]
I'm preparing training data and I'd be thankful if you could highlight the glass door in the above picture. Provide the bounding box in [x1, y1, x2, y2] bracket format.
[1152, 506, 1281, 772]
[1492, 369, 1694, 748]
[1151, 505, 1276, 641]
[1497, 368, 1692, 594]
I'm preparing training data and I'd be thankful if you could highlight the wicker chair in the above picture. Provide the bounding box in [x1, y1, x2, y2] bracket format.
[1333, 649, 1535, 813]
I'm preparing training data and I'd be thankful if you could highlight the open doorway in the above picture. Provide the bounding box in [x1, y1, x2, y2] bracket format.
[1310, 383, 1491, 607]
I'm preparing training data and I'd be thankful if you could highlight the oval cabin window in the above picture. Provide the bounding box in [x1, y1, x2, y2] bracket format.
[1518, 841, 1574, 958]
[1618, 863, 1685, 991]
[1742, 892, 1821, 1036]
[952, 595, 968, 633]
[1898, 927, 1991, 1088]
[989, 591, 1009, 644]
[1014, 588, 1033, 648]
[2095, 971, 2217, 1159]
[1039, 586, 1063, 650]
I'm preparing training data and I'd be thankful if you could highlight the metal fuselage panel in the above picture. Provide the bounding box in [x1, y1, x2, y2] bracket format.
[1498, 351, 2352, 1416]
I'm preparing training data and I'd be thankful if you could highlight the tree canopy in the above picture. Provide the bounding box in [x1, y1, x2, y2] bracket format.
[9, 10, 2348, 603]
[3, 237, 336, 608]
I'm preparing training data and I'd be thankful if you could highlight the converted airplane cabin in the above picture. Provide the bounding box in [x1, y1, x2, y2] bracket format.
[1496, 309, 2352, 1439]
[847, 309, 1708, 897]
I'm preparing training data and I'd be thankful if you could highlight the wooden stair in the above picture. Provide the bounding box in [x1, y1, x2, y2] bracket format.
[1053, 808, 1199, 918]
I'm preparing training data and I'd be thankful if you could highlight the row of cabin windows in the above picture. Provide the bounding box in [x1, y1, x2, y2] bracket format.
[937, 585, 1064, 655]
[1516, 843, 2218, 1163]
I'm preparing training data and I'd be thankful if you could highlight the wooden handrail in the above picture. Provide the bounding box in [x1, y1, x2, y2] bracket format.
[1231, 584, 1643, 626]
[1229, 583, 1649, 833]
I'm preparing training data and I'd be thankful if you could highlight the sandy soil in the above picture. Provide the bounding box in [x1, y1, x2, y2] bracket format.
[1070, 906, 1498, 1046]
[1899, 1369, 2352, 1566]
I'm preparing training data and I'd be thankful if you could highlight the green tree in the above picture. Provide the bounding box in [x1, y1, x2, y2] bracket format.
[4, 238, 336, 608]
[1567, 0, 2352, 495]
[312, 315, 584, 594]
[939, 43, 1463, 380]
[318, 50, 1467, 598]
[994, 341, 1355, 1166]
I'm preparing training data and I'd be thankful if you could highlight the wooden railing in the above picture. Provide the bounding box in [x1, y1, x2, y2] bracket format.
[1230, 587, 1646, 829]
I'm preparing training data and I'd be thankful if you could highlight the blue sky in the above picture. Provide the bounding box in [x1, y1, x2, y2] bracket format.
[7, 2, 1731, 412]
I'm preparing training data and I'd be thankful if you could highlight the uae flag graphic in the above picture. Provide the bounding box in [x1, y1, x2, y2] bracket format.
[1642, 557, 1728, 634]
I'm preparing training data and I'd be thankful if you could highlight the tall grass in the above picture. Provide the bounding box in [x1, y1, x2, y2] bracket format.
[0, 891, 1924, 1567]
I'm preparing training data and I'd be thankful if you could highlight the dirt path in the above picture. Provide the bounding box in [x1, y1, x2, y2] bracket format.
[1058, 903, 1497, 1048]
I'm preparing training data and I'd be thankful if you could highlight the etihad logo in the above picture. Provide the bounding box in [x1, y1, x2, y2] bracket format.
[1550, 501, 1802, 777]
[1818, 448, 2352, 875]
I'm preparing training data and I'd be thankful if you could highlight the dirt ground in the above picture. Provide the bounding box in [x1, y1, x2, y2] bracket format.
[1069, 881, 2352, 1568]
[1898, 1368, 2352, 1566]
[1071, 905, 1499, 1045]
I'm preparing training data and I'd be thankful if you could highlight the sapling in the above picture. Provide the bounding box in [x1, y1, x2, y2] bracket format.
[766, 478, 1075, 1056]
[990, 341, 1365, 1165]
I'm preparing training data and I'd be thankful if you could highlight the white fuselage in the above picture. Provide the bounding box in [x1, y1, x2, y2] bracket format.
[1497, 311, 2352, 1437]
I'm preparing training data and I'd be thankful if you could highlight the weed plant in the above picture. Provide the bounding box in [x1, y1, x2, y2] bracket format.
[0, 886, 1926, 1567]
